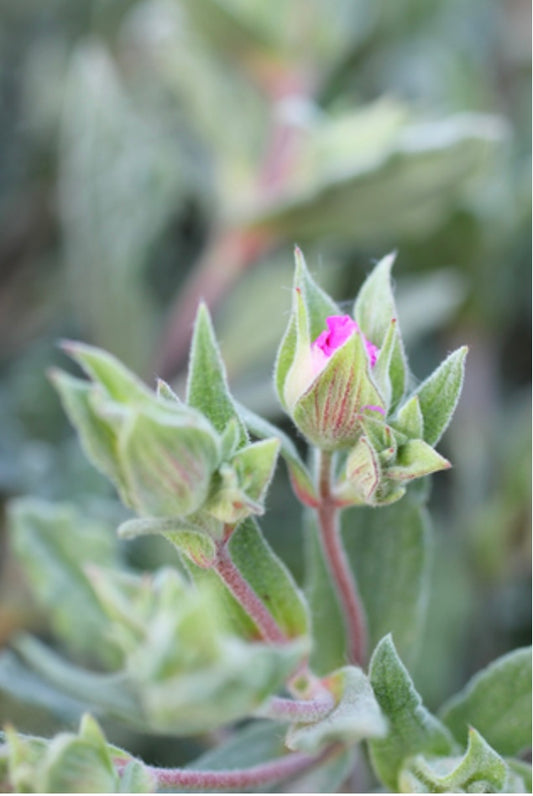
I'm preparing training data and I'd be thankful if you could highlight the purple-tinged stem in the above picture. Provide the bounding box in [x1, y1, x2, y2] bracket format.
[214, 540, 288, 645]
[256, 692, 335, 723]
[316, 451, 367, 667]
[146, 748, 332, 790]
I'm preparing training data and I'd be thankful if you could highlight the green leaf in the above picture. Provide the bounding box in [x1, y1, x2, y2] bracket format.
[439, 647, 532, 757]
[187, 518, 310, 642]
[41, 715, 118, 793]
[7, 498, 121, 666]
[293, 331, 384, 450]
[506, 759, 532, 793]
[236, 402, 318, 506]
[60, 341, 152, 405]
[354, 252, 407, 408]
[368, 635, 455, 791]
[286, 666, 387, 753]
[117, 516, 218, 567]
[304, 511, 347, 675]
[343, 493, 431, 664]
[228, 519, 310, 640]
[412, 346, 468, 446]
[387, 439, 450, 481]
[186, 303, 248, 446]
[13, 635, 141, 724]
[399, 729, 511, 794]
[118, 408, 220, 516]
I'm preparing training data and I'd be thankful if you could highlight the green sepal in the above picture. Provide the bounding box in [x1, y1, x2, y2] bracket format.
[398, 729, 513, 794]
[236, 401, 318, 506]
[412, 346, 468, 446]
[368, 635, 456, 791]
[354, 253, 407, 409]
[439, 646, 532, 757]
[49, 370, 129, 501]
[220, 417, 241, 460]
[60, 341, 152, 405]
[118, 517, 219, 567]
[118, 407, 220, 517]
[186, 302, 248, 447]
[387, 439, 451, 481]
[334, 436, 381, 505]
[293, 331, 384, 450]
[393, 394, 424, 439]
[38, 714, 118, 793]
[275, 246, 337, 409]
[372, 318, 399, 408]
[156, 378, 182, 404]
[118, 760, 156, 793]
[206, 438, 280, 524]
[286, 666, 387, 753]
[293, 246, 338, 340]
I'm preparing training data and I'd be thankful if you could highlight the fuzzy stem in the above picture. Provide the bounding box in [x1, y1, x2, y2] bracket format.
[214, 540, 288, 645]
[316, 451, 367, 667]
[255, 692, 335, 723]
[146, 748, 331, 790]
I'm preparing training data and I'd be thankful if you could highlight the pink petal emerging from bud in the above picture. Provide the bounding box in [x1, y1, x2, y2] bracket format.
[311, 315, 380, 368]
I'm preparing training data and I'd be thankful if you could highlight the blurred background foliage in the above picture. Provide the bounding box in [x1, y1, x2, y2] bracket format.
[0, 0, 530, 767]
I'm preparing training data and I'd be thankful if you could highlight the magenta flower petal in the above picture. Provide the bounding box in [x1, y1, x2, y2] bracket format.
[312, 314, 379, 367]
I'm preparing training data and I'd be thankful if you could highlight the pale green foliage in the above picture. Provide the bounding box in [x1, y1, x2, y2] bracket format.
[439, 647, 532, 757]
[286, 666, 387, 753]
[368, 635, 455, 790]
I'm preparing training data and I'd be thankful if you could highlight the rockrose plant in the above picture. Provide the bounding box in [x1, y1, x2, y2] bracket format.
[1, 251, 530, 793]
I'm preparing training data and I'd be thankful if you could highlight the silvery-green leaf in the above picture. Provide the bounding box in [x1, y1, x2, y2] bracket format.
[412, 346, 468, 446]
[368, 635, 455, 791]
[186, 302, 248, 446]
[7, 498, 121, 666]
[398, 729, 513, 794]
[286, 666, 387, 753]
[439, 647, 532, 757]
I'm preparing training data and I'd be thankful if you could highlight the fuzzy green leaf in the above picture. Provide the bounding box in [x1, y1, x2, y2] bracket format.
[8, 498, 121, 666]
[186, 303, 248, 446]
[344, 493, 431, 663]
[412, 346, 468, 446]
[230, 437, 280, 506]
[287, 666, 387, 753]
[399, 729, 514, 794]
[294, 247, 338, 340]
[439, 647, 532, 757]
[368, 635, 455, 791]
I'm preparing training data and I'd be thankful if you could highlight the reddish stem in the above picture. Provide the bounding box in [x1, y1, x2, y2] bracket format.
[146, 748, 332, 790]
[257, 692, 335, 723]
[214, 540, 288, 645]
[316, 452, 367, 667]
